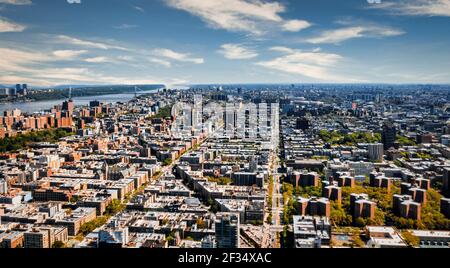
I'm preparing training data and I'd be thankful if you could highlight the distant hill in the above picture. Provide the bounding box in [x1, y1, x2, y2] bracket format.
[51, 84, 166, 90]
[1, 84, 166, 90]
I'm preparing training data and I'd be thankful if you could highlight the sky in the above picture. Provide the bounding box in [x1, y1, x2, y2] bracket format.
[0, 0, 450, 87]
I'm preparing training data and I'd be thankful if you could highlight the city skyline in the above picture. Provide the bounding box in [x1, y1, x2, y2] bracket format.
[1, 0, 450, 87]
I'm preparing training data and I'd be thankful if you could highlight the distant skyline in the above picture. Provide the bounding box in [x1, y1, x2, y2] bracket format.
[0, 0, 450, 87]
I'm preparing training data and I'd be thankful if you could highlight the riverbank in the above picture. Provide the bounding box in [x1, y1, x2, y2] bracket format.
[0, 89, 160, 114]
[0, 85, 164, 104]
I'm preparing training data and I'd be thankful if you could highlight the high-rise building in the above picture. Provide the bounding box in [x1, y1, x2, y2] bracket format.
[399, 200, 421, 220]
[24, 229, 50, 248]
[21, 84, 28, 95]
[353, 199, 376, 220]
[369, 174, 392, 192]
[441, 198, 450, 219]
[215, 213, 240, 248]
[297, 197, 331, 217]
[443, 168, 450, 198]
[393, 194, 421, 220]
[416, 133, 433, 144]
[368, 143, 384, 162]
[323, 185, 342, 205]
[0, 179, 7, 194]
[337, 176, 355, 188]
[299, 172, 320, 187]
[382, 123, 397, 150]
[408, 187, 427, 205]
[62, 100, 74, 114]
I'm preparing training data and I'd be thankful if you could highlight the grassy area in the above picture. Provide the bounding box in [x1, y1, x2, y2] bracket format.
[0, 128, 73, 153]
[331, 182, 450, 230]
[318, 130, 381, 146]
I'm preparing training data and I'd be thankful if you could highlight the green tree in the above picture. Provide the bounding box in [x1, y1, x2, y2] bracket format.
[106, 199, 125, 216]
[354, 217, 367, 227]
[0, 128, 73, 153]
[52, 241, 66, 248]
[163, 158, 173, 166]
[402, 231, 420, 247]
[352, 236, 365, 248]
[79, 216, 108, 236]
[196, 218, 207, 229]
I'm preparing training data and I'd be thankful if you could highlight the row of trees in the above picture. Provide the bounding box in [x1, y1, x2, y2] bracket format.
[0, 128, 73, 153]
[281, 183, 297, 224]
[78, 216, 109, 237]
[206, 176, 232, 185]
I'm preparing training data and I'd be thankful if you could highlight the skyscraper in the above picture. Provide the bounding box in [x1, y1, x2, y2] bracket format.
[382, 123, 397, 150]
[0, 179, 7, 194]
[368, 143, 384, 162]
[215, 213, 240, 248]
[443, 168, 450, 198]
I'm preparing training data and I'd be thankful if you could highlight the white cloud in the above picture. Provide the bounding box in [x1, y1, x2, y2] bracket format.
[306, 25, 404, 44]
[282, 20, 311, 32]
[52, 50, 87, 59]
[134, 6, 145, 13]
[0, 47, 48, 73]
[84, 57, 113, 63]
[218, 43, 258, 60]
[0, 17, 26, 32]
[164, 0, 310, 35]
[0, 47, 187, 87]
[148, 58, 172, 68]
[256, 46, 352, 81]
[56, 35, 129, 51]
[152, 48, 204, 64]
[0, 0, 32, 5]
[370, 0, 450, 17]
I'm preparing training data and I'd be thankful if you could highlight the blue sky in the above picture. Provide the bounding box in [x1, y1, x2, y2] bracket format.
[0, 0, 450, 87]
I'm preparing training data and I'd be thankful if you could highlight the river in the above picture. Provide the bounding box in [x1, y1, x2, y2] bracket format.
[0, 90, 158, 114]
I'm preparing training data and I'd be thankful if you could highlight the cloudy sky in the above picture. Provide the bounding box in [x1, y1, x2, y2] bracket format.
[0, 0, 450, 87]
